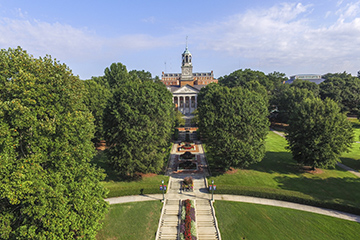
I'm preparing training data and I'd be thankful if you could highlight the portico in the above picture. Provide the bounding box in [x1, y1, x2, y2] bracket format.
[172, 85, 199, 114]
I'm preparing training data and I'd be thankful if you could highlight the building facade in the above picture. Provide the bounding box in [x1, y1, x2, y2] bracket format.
[161, 47, 218, 114]
[285, 74, 325, 84]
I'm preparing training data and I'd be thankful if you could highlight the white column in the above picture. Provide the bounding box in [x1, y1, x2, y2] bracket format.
[194, 95, 197, 109]
[189, 96, 191, 113]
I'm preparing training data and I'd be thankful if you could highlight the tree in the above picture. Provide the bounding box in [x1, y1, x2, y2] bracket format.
[271, 87, 316, 123]
[83, 77, 112, 141]
[219, 69, 274, 91]
[104, 62, 139, 90]
[291, 79, 320, 96]
[175, 109, 186, 127]
[103, 69, 174, 176]
[286, 98, 353, 169]
[0, 47, 108, 239]
[197, 84, 269, 170]
[129, 70, 153, 82]
[320, 72, 360, 115]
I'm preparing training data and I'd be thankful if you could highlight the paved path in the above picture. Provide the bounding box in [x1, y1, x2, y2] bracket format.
[155, 139, 221, 240]
[270, 128, 360, 178]
[105, 193, 360, 223]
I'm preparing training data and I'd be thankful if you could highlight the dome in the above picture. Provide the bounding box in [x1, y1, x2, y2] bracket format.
[183, 47, 191, 55]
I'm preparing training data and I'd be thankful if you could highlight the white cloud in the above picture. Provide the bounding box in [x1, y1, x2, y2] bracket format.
[142, 16, 156, 24]
[0, 17, 102, 60]
[183, 2, 360, 74]
[0, 16, 173, 61]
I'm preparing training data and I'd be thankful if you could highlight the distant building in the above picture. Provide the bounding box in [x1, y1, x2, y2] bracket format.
[285, 74, 325, 84]
[161, 46, 218, 114]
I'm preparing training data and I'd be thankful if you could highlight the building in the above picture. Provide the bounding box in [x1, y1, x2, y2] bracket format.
[285, 74, 325, 84]
[161, 46, 218, 114]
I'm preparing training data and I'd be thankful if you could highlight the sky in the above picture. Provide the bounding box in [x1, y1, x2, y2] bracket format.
[1, 0, 360, 79]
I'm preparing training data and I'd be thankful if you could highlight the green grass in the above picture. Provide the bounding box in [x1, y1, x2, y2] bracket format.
[96, 201, 162, 240]
[92, 151, 169, 198]
[341, 118, 360, 171]
[214, 201, 360, 240]
[208, 131, 360, 214]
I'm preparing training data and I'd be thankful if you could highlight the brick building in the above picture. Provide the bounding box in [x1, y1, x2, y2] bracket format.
[161, 46, 218, 114]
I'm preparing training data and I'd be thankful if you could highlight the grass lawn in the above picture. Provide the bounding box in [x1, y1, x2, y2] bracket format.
[341, 118, 360, 171]
[96, 201, 162, 240]
[208, 131, 360, 214]
[214, 201, 360, 240]
[92, 151, 169, 198]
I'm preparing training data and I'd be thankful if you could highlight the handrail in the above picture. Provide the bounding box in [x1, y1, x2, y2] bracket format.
[209, 200, 222, 240]
[154, 200, 167, 240]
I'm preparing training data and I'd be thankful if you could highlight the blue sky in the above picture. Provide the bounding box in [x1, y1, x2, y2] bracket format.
[1, 0, 360, 79]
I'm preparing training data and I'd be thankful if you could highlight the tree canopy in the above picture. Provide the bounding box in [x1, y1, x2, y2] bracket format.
[103, 64, 174, 176]
[82, 76, 112, 141]
[271, 86, 316, 123]
[320, 72, 360, 115]
[286, 97, 353, 169]
[0, 47, 108, 239]
[197, 84, 269, 170]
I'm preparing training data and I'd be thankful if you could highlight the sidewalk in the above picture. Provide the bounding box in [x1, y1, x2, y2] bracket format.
[105, 193, 360, 223]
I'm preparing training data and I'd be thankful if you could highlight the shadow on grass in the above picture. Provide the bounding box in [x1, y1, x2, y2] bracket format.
[341, 157, 360, 171]
[209, 151, 301, 176]
[249, 151, 298, 175]
[91, 151, 144, 182]
[273, 175, 360, 205]
[351, 121, 360, 129]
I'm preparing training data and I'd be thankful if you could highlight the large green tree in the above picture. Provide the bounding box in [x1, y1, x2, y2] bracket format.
[83, 77, 112, 141]
[271, 87, 316, 123]
[198, 84, 269, 169]
[219, 69, 277, 92]
[286, 97, 353, 169]
[103, 64, 174, 176]
[0, 47, 108, 239]
[320, 72, 360, 115]
[291, 79, 320, 96]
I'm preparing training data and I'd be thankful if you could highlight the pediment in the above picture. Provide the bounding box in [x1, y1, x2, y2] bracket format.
[172, 85, 199, 94]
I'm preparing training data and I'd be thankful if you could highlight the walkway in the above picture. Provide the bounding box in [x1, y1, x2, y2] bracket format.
[155, 139, 220, 240]
[105, 193, 360, 224]
[270, 128, 360, 178]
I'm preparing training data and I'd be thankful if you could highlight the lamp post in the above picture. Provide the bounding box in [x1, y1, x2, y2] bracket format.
[209, 180, 216, 201]
[161, 180, 165, 202]
[211, 180, 214, 201]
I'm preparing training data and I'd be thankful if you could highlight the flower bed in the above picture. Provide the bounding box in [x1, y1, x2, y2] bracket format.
[180, 199, 197, 240]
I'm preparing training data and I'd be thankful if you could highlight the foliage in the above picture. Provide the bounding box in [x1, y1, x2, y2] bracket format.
[286, 98, 353, 169]
[175, 109, 186, 127]
[129, 69, 153, 82]
[198, 84, 269, 170]
[291, 79, 320, 96]
[104, 62, 139, 90]
[320, 72, 360, 115]
[271, 87, 316, 123]
[103, 65, 174, 176]
[219, 68, 274, 92]
[0, 47, 108, 239]
[82, 77, 112, 141]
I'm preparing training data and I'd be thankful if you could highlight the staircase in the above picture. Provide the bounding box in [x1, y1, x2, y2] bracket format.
[196, 200, 220, 240]
[156, 199, 180, 240]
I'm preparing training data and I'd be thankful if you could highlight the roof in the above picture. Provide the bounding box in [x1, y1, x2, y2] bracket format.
[183, 46, 191, 55]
